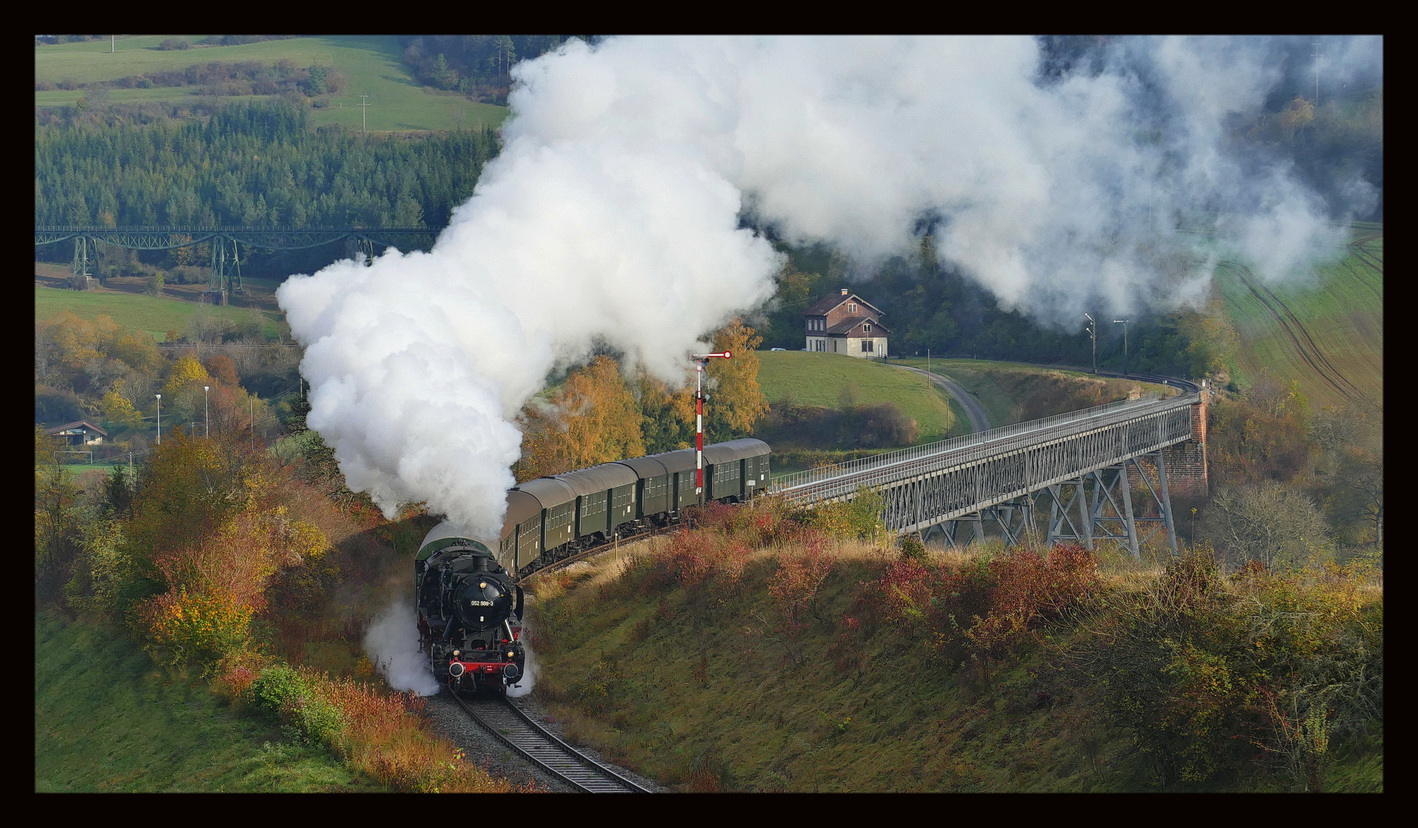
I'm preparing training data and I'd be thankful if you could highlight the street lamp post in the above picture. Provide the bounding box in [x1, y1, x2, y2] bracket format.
[204, 385, 210, 437]
[155, 393, 162, 444]
[692, 351, 733, 506]
[1084, 314, 1097, 374]
[1113, 319, 1129, 376]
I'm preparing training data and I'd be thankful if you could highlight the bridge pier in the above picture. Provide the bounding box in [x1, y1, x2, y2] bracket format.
[70, 236, 95, 286]
[922, 497, 1041, 549]
[1045, 451, 1177, 558]
[207, 236, 243, 301]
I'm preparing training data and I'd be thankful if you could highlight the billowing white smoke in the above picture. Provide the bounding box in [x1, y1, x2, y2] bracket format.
[278, 35, 1380, 534]
[364, 598, 442, 696]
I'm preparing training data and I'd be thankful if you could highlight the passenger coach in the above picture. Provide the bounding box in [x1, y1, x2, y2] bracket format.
[494, 438, 772, 576]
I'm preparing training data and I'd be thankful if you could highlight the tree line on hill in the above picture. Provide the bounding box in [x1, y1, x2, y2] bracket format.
[400, 35, 582, 103]
[35, 100, 497, 279]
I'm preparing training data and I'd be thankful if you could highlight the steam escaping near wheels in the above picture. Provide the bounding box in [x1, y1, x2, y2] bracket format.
[365, 598, 442, 696]
[506, 633, 537, 698]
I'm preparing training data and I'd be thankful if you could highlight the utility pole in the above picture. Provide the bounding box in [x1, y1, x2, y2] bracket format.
[204, 385, 210, 437]
[1113, 319, 1129, 376]
[359, 95, 369, 134]
[692, 351, 733, 505]
[155, 393, 162, 444]
[1084, 314, 1097, 374]
[1313, 40, 1321, 108]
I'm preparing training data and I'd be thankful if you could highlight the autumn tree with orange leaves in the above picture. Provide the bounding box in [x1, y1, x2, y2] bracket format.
[514, 355, 647, 480]
[703, 319, 769, 443]
[514, 320, 769, 480]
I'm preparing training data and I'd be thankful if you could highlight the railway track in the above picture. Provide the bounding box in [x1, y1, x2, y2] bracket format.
[453, 694, 654, 793]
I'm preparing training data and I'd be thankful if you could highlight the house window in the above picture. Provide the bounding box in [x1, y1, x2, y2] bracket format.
[849, 302, 857, 313]
[862, 339, 874, 353]
[864, 323, 871, 332]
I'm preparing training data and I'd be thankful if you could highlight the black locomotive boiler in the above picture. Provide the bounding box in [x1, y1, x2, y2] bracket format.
[415, 437, 771, 693]
[415, 522, 527, 696]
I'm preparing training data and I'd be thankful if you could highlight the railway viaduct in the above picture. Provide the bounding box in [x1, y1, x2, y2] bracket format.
[36, 225, 437, 302]
[771, 382, 1209, 557]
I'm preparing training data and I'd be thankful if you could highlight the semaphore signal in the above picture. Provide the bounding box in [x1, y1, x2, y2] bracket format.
[692, 351, 733, 504]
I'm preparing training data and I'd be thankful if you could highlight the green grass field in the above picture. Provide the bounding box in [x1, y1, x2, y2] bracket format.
[1213, 230, 1383, 413]
[35, 35, 510, 133]
[756, 351, 961, 443]
[35, 612, 381, 792]
[36, 284, 282, 342]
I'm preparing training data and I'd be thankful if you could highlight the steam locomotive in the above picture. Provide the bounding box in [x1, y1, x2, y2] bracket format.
[415, 522, 527, 696]
[416, 438, 771, 694]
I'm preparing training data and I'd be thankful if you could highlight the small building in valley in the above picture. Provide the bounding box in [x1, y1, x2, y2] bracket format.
[45, 420, 109, 446]
[803, 288, 890, 357]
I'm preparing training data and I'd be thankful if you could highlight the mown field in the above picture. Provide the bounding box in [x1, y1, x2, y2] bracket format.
[35, 35, 510, 133]
[1211, 224, 1382, 414]
[756, 350, 961, 443]
[35, 282, 282, 343]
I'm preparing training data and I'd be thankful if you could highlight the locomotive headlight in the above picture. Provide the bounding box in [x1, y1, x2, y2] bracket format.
[507, 650, 516, 659]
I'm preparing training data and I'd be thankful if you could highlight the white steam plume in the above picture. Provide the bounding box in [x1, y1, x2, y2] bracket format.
[364, 598, 442, 696]
[278, 35, 1380, 533]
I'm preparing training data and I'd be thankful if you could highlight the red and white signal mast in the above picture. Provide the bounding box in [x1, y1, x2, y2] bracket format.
[692, 351, 731, 505]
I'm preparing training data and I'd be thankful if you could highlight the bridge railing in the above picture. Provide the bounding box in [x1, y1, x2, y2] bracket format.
[770, 391, 1196, 494]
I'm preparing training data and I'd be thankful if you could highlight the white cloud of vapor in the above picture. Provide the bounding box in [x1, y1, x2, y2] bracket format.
[278, 35, 1380, 534]
[364, 598, 442, 696]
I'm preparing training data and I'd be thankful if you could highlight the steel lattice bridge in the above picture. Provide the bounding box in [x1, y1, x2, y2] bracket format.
[770, 380, 1206, 557]
[35, 226, 438, 301]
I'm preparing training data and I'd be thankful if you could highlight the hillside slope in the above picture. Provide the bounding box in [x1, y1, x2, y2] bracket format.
[1215, 227, 1382, 413]
[35, 35, 509, 133]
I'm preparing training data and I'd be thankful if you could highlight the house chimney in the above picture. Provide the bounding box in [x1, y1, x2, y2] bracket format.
[841, 288, 848, 295]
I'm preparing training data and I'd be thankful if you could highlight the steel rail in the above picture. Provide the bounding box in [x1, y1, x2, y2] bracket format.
[454, 694, 652, 793]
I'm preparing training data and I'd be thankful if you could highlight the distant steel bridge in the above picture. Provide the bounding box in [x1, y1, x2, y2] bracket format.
[35, 226, 438, 301]
[771, 378, 1207, 557]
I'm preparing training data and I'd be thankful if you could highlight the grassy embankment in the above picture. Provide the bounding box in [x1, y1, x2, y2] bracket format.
[896, 358, 1171, 426]
[35, 611, 383, 792]
[522, 538, 1382, 793]
[35, 35, 510, 134]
